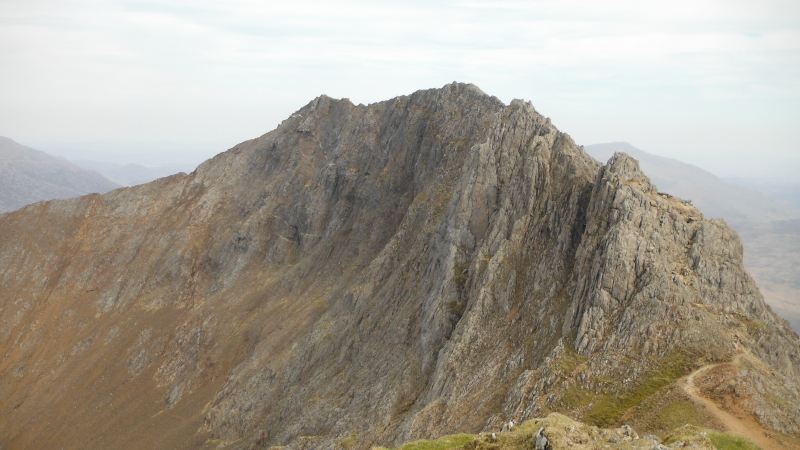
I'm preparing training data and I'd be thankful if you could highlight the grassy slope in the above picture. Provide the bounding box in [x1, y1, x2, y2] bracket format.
[374, 413, 762, 450]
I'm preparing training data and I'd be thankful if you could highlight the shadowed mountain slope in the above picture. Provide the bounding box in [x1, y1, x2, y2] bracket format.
[1, 85, 798, 449]
[0, 137, 120, 213]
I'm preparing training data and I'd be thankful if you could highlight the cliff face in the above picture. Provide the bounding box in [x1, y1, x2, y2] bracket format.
[0, 84, 797, 449]
[585, 142, 800, 336]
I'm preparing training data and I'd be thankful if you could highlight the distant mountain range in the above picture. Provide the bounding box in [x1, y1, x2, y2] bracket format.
[585, 142, 800, 227]
[586, 142, 800, 333]
[735, 219, 800, 333]
[726, 176, 800, 211]
[0, 137, 120, 214]
[71, 160, 195, 187]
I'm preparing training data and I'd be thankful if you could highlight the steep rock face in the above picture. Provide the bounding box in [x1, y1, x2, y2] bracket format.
[0, 84, 798, 450]
[585, 142, 800, 335]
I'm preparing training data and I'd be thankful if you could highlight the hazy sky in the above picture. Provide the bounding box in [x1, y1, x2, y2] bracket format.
[1, 0, 799, 177]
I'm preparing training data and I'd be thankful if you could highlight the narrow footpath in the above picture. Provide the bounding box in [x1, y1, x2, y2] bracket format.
[679, 355, 786, 450]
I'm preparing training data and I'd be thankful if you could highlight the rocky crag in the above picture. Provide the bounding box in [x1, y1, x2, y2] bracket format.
[586, 142, 800, 334]
[0, 84, 798, 449]
[584, 142, 800, 227]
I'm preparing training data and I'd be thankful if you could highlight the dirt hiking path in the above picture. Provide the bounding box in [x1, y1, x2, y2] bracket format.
[679, 354, 787, 450]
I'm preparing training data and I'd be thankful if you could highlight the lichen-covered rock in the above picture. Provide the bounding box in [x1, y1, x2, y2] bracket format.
[0, 83, 797, 450]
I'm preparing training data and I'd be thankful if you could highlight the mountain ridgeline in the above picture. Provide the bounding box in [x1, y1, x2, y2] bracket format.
[584, 142, 800, 227]
[0, 84, 798, 449]
[585, 142, 800, 335]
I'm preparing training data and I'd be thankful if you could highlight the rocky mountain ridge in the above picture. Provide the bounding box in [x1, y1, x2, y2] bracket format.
[585, 142, 800, 334]
[584, 142, 800, 227]
[0, 84, 798, 449]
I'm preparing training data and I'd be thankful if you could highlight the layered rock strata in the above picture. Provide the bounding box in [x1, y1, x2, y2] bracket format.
[0, 83, 797, 449]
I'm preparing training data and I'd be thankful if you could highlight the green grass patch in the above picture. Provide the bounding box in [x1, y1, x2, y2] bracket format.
[551, 341, 587, 377]
[708, 431, 761, 450]
[340, 434, 358, 449]
[374, 434, 475, 450]
[746, 320, 768, 340]
[653, 400, 703, 431]
[581, 349, 693, 427]
[665, 426, 760, 450]
[557, 382, 594, 413]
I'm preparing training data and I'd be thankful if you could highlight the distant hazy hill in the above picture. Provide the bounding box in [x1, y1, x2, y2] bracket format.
[585, 142, 800, 227]
[0, 137, 120, 214]
[736, 219, 800, 333]
[726, 177, 800, 211]
[586, 142, 800, 333]
[72, 159, 193, 186]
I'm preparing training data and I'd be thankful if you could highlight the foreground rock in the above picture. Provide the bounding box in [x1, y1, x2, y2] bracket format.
[465, 414, 718, 450]
[0, 84, 798, 449]
[381, 413, 754, 450]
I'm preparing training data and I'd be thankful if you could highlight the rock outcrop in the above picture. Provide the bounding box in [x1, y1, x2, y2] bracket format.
[0, 83, 798, 449]
[586, 142, 800, 335]
[584, 141, 800, 226]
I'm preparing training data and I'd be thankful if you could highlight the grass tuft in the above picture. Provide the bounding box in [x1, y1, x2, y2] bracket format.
[664, 426, 761, 450]
[341, 433, 358, 449]
[583, 349, 693, 427]
[708, 431, 761, 450]
[653, 400, 703, 432]
[374, 434, 475, 450]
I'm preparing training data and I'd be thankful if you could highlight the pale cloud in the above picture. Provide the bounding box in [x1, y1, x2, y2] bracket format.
[0, 0, 798, 176]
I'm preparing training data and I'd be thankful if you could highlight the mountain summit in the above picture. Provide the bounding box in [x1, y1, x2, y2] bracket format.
[0, 84, 798, 449]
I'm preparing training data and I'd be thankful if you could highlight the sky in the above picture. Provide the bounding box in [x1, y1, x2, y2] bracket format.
[1, 0, 799, 177]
